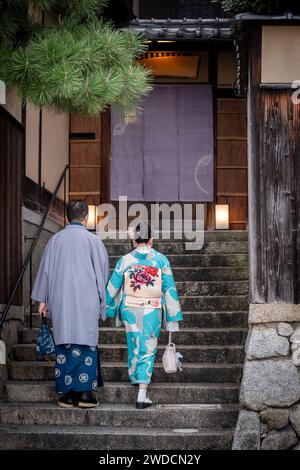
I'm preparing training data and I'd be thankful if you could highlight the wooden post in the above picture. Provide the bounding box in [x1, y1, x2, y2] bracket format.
[247, 24, 264, 303]
[262, 90, 298, 302]
[247, 25, 300, 304]
[100, 108, 111, 204]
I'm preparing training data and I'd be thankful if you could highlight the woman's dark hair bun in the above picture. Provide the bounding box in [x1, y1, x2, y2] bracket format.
[132, 221, 153, 244]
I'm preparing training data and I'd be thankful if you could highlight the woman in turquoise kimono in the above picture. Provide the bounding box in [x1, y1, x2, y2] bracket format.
[106, 222, 183, 409]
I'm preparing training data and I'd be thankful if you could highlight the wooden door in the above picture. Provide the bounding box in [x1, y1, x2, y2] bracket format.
[216, 98, 247, 230]
[69, 110, 110, 205]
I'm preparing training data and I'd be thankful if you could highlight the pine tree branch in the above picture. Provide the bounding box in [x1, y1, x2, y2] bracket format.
[0, 1, 152, 114]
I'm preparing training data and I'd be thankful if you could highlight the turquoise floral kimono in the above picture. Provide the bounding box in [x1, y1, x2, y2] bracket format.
[106, 248, 183, 384]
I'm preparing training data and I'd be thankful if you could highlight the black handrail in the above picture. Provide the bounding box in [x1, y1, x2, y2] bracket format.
[0, 164, 69, 329]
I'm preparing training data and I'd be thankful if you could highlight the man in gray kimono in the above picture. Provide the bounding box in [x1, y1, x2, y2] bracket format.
[32, 200, 109, 408]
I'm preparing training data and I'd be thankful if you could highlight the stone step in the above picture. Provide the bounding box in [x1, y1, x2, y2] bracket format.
[105, 241, 248, 255]
[0, 424, 234, 450]
[29, 281, 249, 300]
[109, 254, 248, 268]
[21, 327, 248, 346]
[26, 310, 249, 329]
[9, 362, 242, 383]
[13, 344, 245, 364]
[0, 402, 240, 429]
[171, 267, 249, 281]
[179, 281, 248, 297]
[110, 266, 249, 281]
[5, 381, 240, 404]
[29, 295, 249, 314]
[180, 295, 249, 311]
[176, 311, 248, 328]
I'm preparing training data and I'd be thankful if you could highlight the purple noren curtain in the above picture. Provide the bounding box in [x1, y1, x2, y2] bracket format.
[111, 85, 214, 202]
[110, 105, 144, 201]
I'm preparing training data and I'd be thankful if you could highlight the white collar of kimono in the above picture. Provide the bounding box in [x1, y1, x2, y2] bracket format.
[135, 246, 152, 254]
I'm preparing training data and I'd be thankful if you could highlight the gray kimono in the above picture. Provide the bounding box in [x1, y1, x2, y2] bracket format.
[31, 223, 109, 346]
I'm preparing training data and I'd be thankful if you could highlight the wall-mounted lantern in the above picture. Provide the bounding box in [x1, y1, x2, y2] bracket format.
[87, 204, 97, 231]
[215, 204, 229, 230]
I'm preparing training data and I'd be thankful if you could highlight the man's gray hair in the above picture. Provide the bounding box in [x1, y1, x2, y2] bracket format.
[67, 200, 88, 222]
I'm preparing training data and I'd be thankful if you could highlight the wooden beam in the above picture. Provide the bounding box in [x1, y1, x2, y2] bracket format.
[217, 137, 247, 141]
[217, 166, 248, 170]
[69, 165, 101, 169]
[217, 192, 248, 197]
[69, 191, 100, 196]
[260, 83, 295, 90]
[70, 139, 100, 144]
[247, 24, 264, 303]
[100, 108, 111, 204]
[206, 46, 218, 230]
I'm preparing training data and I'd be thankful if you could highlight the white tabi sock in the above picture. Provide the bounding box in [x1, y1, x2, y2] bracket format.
[137, 390, 147, 403]
[137, 390, 152, 403]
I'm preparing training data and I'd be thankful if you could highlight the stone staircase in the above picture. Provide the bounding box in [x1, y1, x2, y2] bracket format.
[0, 231, 249, 450]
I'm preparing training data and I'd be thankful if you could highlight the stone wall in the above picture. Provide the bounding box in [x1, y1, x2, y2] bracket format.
[0, 208, 63, 397]
[22, 206, 63, 324]
[233, 304, 300, 450]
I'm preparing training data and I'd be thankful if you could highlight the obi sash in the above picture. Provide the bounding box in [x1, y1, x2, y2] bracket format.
[123, 265, 162, 308]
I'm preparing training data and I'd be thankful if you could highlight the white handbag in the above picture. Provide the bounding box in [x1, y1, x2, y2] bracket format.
[162, 332, 183, 374]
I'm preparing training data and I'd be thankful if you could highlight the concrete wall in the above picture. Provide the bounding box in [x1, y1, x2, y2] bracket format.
[26, 105, 69, 199]
[25, 103, 40, 184]
[262, 26, 300, 83]
[41, 109, 69, 199]
[2, 86, 22, 123]
[3, 89, 69, 200]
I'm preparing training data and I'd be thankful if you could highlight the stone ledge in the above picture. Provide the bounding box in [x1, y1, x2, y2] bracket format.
[249, 304, 300, 325]
[22, 207, 63, 235]
[0, 305, 23, 321]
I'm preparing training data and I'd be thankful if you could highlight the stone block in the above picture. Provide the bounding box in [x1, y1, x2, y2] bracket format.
[278, 323, 294, 337]
[260, 408, 289, 430]
[240, 359, 300, 411]
[261, 426, 298, 450]
[246, 327, 289, 360]
[232, 410, 260, 450]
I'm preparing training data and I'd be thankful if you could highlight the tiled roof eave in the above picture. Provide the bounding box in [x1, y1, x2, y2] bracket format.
[126, 18, 235, 40]
[235, 12, 300, 21]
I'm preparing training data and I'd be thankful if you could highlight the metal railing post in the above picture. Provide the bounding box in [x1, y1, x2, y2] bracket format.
[29, 256, 33, 329]
[64, 173, 67, 227]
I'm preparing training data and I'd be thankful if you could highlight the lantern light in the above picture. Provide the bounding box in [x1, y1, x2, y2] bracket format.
[87, 205, 97, 231]
[215, 204, 229, 230]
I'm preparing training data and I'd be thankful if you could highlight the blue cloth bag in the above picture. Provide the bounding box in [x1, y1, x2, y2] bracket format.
[36, 316, 55, 355]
